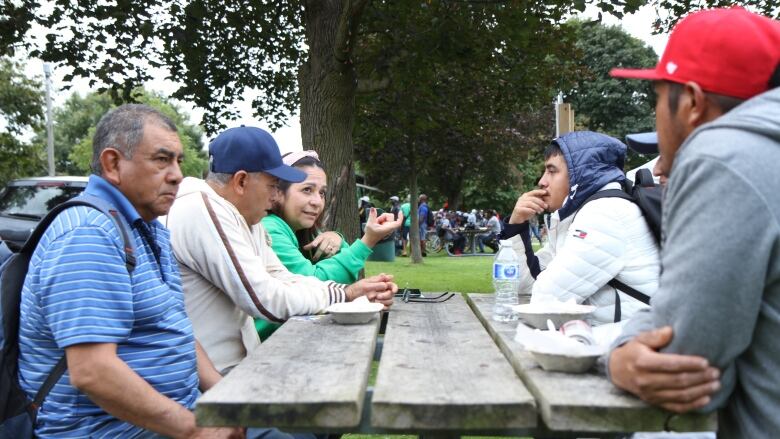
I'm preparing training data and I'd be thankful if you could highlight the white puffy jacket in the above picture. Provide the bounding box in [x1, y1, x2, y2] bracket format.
[512, 182, 660, 325]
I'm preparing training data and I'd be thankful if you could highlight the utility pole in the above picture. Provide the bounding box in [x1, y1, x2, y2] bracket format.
[43, 63, 55, 176]
[554, 92, 574, 138]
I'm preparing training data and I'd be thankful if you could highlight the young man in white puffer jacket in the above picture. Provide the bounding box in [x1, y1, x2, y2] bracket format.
[501, 131, 660, 325]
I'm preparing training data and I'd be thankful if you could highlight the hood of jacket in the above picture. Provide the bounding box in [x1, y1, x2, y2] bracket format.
[554, 131, 627, 220]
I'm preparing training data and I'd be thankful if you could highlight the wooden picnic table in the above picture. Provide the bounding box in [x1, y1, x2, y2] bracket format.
[196, 293, 716, 436]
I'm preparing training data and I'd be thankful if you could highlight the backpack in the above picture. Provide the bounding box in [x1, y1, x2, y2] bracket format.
[0, 194, 136, 438]
[426, 206, 434, 227]
[579, 168, 662, 321]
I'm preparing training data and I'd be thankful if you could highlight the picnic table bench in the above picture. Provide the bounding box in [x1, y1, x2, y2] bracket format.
[196, 293, 716, 436]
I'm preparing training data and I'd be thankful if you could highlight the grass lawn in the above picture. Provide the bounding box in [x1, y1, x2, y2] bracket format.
[365, 250, 494, 293]
[364, 242, 542, 294]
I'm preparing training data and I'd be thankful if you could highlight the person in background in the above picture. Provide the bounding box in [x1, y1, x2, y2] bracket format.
[478, 209, 501, 253]
[466, 209, 477, 228]
[399, 197, 411, 256]
[441, 211, 466, 255]
[389, 195, 401, 220]
[418, 194, 430, 257]
[358, 195, 373, 233]
[528, 215, 543, 246]
[388, 195, 403, 254]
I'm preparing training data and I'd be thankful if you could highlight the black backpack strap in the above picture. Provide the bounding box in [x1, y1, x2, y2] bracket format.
[610, 278, 651, 323]
[74, 194, 137, 273]
[19, 196, 136, 273]
[581, 188, 633, 205]
[609, 278, 651, 304]
[28, 356, 67, 423]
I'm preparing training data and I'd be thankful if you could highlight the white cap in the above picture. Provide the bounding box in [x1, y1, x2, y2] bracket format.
[359, 195, 370, 202]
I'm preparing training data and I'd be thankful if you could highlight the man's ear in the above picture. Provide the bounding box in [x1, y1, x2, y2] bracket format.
[231, 171, 249, 196]
[683, 82, 710, 127]
[99, 148, 124, 185]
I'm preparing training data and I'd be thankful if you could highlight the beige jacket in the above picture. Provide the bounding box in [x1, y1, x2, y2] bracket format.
[163, 177, 347, 372]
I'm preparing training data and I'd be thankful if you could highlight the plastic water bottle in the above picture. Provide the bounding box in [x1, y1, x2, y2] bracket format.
[492, 239, 520, 322]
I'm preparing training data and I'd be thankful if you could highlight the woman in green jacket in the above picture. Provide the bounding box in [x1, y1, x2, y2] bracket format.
[257, 150, 402, 338]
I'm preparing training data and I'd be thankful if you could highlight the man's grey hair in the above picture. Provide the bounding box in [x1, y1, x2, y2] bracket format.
[205, 171, 234, 187]
[91, 104, 178, 175]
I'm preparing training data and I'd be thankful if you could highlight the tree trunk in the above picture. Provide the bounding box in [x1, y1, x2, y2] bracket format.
[299, 0, 366, 242]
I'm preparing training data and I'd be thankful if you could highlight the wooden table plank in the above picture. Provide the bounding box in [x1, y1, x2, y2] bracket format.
[466, 293, 717, 434]
[371, 294, 537, 431]
[196, 314, 379, 429]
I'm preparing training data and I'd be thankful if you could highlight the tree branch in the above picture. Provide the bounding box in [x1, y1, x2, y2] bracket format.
[333, 0, 369, 64]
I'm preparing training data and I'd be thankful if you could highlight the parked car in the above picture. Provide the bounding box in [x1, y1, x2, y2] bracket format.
[0, 176, 89, 251]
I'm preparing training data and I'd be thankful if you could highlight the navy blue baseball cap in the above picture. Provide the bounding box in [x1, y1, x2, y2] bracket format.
[625, 132, 658, 154]
[208, 126, 306, 182]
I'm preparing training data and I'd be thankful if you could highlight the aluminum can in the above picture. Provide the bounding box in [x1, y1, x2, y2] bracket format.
[559, 319, 596, 345]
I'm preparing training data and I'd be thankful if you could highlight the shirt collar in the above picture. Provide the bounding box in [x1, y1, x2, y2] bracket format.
[84, 174, 145, 226]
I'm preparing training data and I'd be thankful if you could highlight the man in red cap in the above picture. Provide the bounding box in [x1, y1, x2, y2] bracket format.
[607, 7, 780, 437]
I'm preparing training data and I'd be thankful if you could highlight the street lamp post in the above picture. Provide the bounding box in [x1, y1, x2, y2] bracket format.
[43, 63, 55, 176]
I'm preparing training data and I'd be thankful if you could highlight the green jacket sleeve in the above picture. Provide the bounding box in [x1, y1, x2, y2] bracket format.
[261, 214, 372, 284]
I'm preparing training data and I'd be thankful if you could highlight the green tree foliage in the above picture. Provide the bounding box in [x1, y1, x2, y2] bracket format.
[565, 19, 658, 140]
[65, 89, 208, 177]
[0, 57, 45, 185]
[651, 0, 779, 32]
[565, 19, 659, 169]
[354, 2, 573, 215]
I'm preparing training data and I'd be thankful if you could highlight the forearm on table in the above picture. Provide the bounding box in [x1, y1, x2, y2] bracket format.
[66, 343, 196, 439]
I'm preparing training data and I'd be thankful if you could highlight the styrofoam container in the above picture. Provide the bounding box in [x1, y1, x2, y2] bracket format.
[326, 302, 384, 324]
[527, 345, 604, 373]
[512, 303, 596, 329]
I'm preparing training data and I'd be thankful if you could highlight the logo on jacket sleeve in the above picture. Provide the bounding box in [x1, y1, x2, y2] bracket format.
[573, 229, 588, 239]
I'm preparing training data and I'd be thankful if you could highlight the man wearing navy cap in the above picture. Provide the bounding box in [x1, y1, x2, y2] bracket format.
[164, 126, 396, 375]
[607, 8, 780, 437]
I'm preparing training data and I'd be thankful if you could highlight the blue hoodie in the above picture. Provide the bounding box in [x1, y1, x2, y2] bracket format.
[554, 131, 627, 221]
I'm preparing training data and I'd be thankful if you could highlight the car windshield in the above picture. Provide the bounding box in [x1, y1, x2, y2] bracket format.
[0, 184, 84, 219]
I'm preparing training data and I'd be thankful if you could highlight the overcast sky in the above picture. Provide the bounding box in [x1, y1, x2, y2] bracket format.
[22, 4, 668, 155]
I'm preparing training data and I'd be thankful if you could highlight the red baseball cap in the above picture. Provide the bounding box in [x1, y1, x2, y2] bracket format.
[610, 7, 780, 99]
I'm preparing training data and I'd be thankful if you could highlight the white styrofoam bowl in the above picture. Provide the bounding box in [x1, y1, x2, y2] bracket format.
[512, 303, 595, 329]
[327, 302, 384, 325]
[527, 345, 603, 373]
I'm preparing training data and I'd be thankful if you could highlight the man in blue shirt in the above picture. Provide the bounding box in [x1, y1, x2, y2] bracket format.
[417, 194, 430, 257]
[17, 104, 238, 438]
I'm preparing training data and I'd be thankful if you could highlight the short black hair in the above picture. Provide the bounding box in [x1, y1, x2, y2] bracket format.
[666, 80, 750, 116]
[769, 62, 780, 90]
[544, 142, 563, 161]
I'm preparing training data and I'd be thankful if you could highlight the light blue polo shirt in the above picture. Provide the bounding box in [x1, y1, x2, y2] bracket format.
[18, 175, 199, 438]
